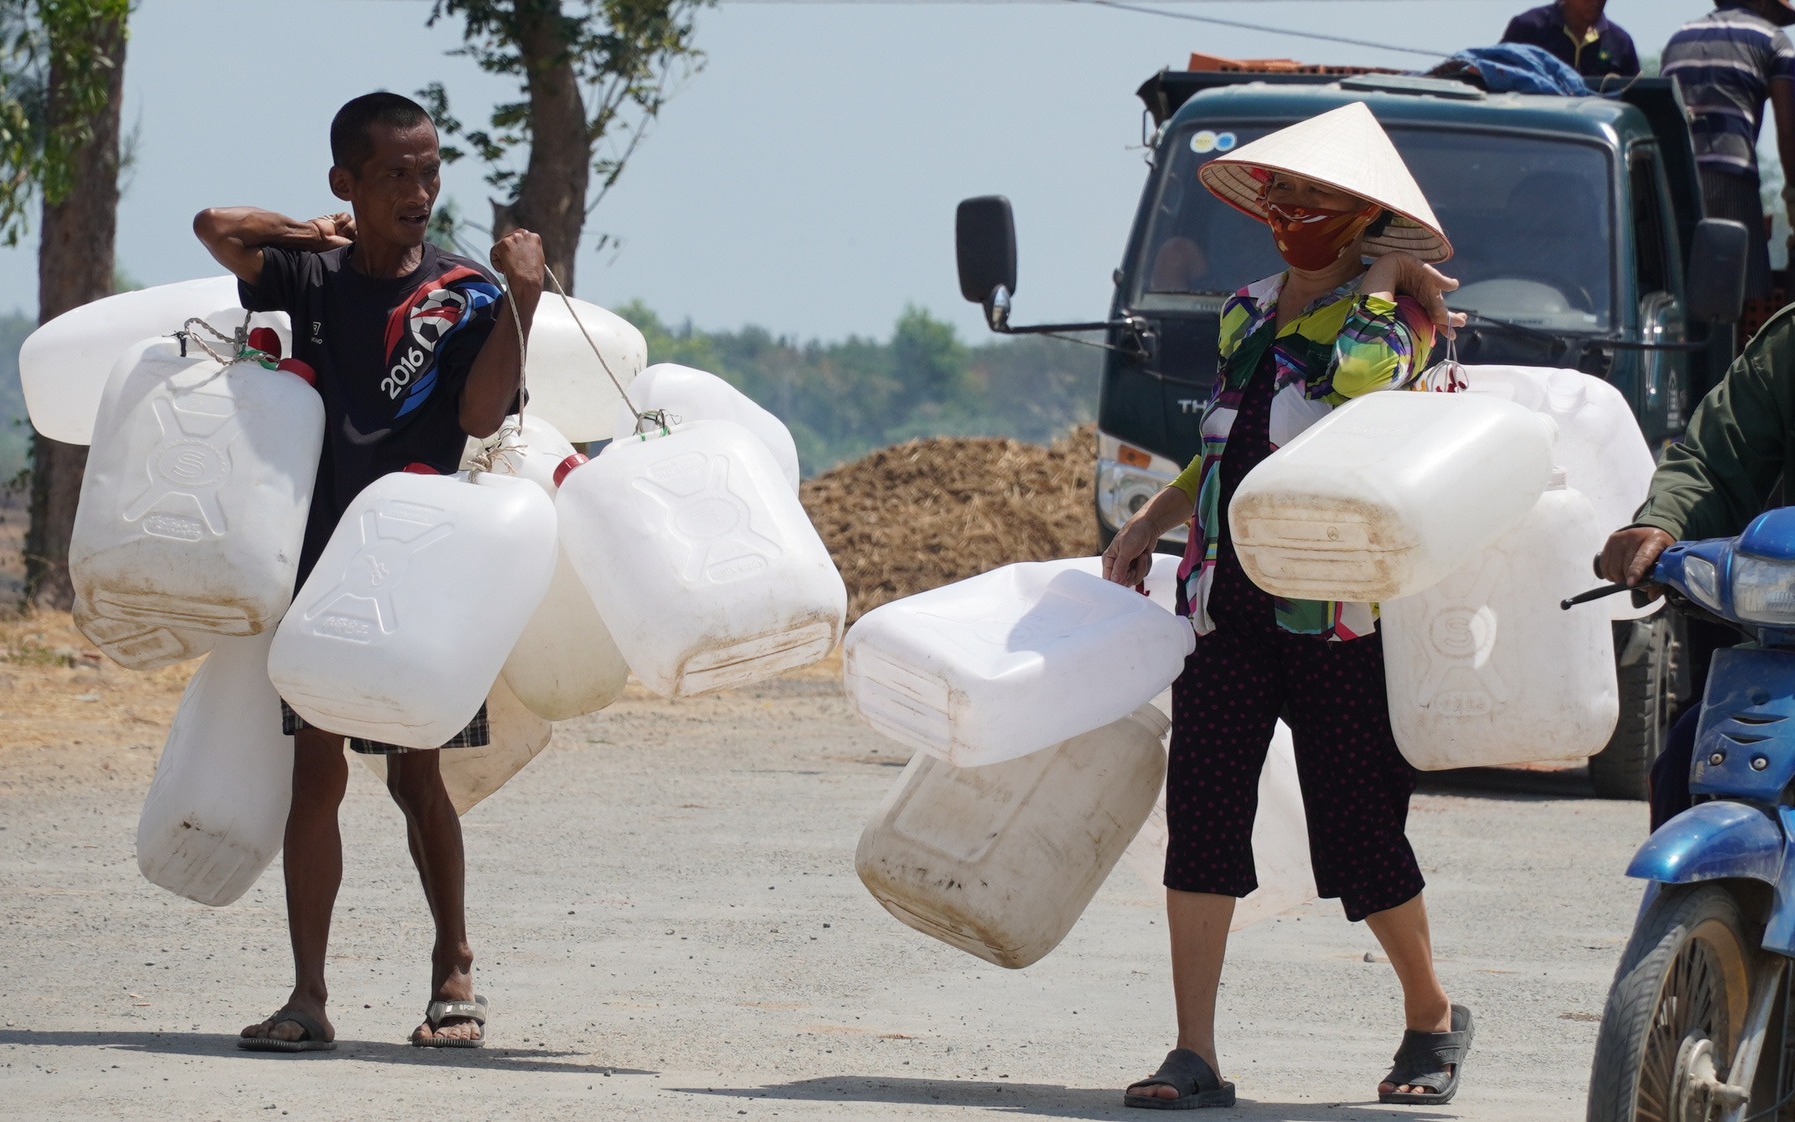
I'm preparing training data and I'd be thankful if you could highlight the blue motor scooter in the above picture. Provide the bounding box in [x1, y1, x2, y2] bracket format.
[1584, 507, 1795, 1122]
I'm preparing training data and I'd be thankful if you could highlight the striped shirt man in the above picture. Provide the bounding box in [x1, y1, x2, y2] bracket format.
[1662, 3, 1795, 178]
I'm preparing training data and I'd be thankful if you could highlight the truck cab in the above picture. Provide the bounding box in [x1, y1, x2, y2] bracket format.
[957, 70, 1750, 800]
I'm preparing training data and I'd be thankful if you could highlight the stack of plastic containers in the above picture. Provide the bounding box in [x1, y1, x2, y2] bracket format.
[556, 419, 845, 698]
[841, 559, 1195, 766]
[856, 704, 1169, 968]
[1382, 468, 1619, 768]
[268, 469, 557, 749]
[1229, 391, 1557, 602]
[69, 337, 323, 669]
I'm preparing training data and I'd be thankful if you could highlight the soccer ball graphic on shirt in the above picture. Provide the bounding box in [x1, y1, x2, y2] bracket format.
[409, 285, 467, 349]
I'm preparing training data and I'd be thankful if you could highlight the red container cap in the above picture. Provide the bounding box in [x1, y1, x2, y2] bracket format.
[553, 453, 589, 488]
[247, 327, 282, 359]
[275, 357, 317, 387]
[402, 462, 439, 475]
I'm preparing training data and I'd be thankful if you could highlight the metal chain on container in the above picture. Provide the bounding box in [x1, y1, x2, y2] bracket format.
[175, 310, 259, 366]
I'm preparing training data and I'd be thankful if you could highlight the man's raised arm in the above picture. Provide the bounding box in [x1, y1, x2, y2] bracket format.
[192, 207, 356, 286]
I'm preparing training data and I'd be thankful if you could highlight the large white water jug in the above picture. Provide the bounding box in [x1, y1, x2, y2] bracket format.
[611, 364, 802, 492]
[70, 338, 322, 655]
[1382, 471, 1619, 769]
[557, 419, 846, 698]
[359, 677, 553, 815]
[842, 558, 1197, 767]
[268, 470, 557, 748]
[1119, 720, 1320, 932]
[1229, 391, 1556, 603]
[857, 704, 1169, 968]
[524, 294, 647, 441]
[1464, 365, 1660, 620]
[137, 631, 291, 906]
[475, 417, 631, 720]
[19, 275, 291, 445]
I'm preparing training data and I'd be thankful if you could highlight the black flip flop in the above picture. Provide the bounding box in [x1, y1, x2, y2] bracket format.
[237, 1007, 336, 1053]
[1124, 1047, 1237, 1110]
[1380, 1003, 1474, 1105]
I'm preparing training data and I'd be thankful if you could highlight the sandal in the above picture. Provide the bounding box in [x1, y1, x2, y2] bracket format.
[1379, 1003, 1474, 1105]
[1124, 1047, 1237, 1110]
[237, 1007, 336, 1053]
[411, 994, 488, 1048]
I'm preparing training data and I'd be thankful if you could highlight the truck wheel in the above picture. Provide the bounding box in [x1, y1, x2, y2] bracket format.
[1588, 616, 1678, 801]
[1586, 883, 1755, 1122]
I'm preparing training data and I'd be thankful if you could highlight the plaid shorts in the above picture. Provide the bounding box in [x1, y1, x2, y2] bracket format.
[278, 699, 491, 756]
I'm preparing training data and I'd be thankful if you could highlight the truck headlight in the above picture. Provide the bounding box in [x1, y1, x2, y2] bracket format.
[1096, 458, 1187, 543]
[1731, 554, 1795, 625]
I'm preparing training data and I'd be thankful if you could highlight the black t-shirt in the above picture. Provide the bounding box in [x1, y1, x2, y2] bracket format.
[240, 243, 502, 584]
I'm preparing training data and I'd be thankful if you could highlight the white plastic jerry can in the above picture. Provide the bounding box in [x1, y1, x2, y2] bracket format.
[1381, 470, 1619, 769]
[476, 416, 631, 721]
[267, 469, 557, 749]
[18, 274, 290, 445]
[856, 704, 1170, 969]
[137, 631, 292, 907]
[611, 363, 803, 492]
[1463, 365, 1661, 620]
[1119, 720, 1320, 932]
[523, 294, 647, 442]
[69, 337, 323, 662]
[1229, 391, 1556, 603]
[358, 676, 553, 816]
[556, 419, 846, 698]
[842, 558, 1197, 767]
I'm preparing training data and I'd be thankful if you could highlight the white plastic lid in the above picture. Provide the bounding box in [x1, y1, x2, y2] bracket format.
[1126, 703, 1173, 742]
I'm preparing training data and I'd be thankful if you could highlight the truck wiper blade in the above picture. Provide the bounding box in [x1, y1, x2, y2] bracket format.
[1450, 308, 1568, 347]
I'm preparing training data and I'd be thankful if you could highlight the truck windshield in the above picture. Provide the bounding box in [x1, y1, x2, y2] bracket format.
[1136, 122, 1615, 331]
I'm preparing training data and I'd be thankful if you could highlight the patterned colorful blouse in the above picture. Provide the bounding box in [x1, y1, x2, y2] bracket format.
[1170, 271, 1436, 641]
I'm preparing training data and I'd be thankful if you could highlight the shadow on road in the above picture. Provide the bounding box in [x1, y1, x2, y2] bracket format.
[672, 1076, 1459, 1120]
[0, 1029, 651, 1075]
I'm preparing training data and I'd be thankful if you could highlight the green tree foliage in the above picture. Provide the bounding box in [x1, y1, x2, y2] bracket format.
[0, 0, 129, 246]
[0, 311, 31, 487]
[618, 304, 1100, 474]
[419, 0, 711, 292]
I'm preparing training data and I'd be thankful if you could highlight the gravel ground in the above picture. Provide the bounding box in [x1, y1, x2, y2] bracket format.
[1, 673, 1645, 1121]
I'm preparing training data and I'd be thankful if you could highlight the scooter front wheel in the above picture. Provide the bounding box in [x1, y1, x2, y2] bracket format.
[1588, 884, 1756, 1122]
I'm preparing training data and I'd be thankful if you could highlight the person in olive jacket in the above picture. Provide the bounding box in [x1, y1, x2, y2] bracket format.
[1602, 305, 1795, 827]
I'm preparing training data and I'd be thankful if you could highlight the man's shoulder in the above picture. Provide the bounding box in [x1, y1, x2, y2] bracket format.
[1503, 4, 1561, 37]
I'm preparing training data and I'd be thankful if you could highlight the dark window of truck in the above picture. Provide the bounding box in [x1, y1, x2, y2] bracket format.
[1136, 121, 1617, 331]
[1628, 146, 1670, 296]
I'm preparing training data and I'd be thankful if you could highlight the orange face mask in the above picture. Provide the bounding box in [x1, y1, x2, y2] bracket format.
[1264, 199, 1380, 271]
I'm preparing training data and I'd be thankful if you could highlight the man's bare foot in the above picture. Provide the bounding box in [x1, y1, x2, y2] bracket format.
[239, 1002, 335, 1050]
[409, 958, 483, 1045]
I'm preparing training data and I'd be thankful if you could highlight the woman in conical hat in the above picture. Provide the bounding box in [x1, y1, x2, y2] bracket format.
[1103, 102, 1473, 1109]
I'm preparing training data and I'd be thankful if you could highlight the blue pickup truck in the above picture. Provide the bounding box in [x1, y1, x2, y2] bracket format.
[956, 71, 1754, 799]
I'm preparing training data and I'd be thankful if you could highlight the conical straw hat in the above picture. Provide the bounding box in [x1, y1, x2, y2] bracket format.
[1197, 101, 1452, 263]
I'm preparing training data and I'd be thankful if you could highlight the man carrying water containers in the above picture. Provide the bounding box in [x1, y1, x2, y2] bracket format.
[191, 92, 543, 1050]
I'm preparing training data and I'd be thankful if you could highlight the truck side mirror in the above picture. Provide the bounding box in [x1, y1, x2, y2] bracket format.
[956, 196, 1018, 331]
[1685, 218, 1750, 324]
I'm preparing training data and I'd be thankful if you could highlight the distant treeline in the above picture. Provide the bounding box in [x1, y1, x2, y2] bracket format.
[616, 303, 1101, 476]
[0, 303, 1104, 488]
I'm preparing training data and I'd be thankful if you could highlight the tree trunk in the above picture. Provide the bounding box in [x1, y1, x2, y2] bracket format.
[490, 0, 590, 295]
[24, 14, 126, 610]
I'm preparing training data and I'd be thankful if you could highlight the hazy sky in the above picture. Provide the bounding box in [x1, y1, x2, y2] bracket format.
[0, 0, 1729, 340]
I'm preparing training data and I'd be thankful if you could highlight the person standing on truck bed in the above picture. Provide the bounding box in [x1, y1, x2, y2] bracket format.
[1501, 0, 1640, 79]
[1662, 0, 1795, 299]
[1101, 103, 1472, 1110]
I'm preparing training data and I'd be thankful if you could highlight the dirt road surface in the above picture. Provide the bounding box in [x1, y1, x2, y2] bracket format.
[3, 666, 1645, 1121]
